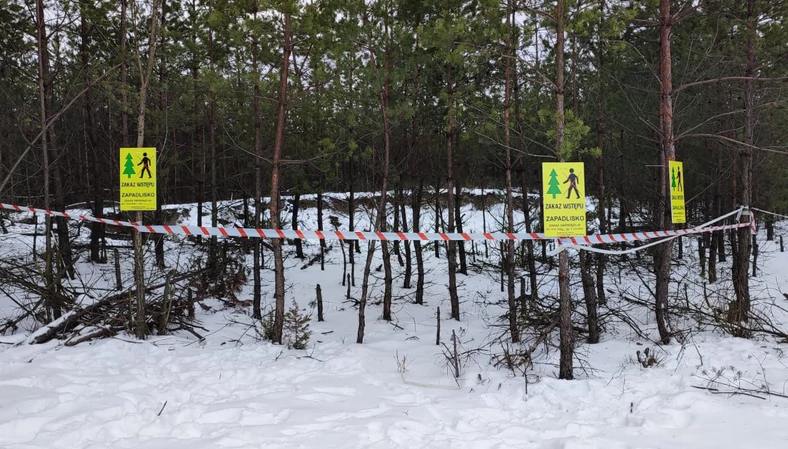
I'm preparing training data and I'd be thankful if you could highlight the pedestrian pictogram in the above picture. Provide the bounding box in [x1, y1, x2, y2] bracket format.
[542, 162, 586, 237]
[119, 148, 157, 211]
[138, 152, 152, 178]
[564, 168, 581, 199]
[671, 164, 683, 192]
[669, 160, 685, 224]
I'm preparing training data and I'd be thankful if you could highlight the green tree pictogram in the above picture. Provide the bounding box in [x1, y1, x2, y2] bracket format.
[671, 167, 676, 190]
[547, 169, 562, 199]
[123, 153, 136, 178]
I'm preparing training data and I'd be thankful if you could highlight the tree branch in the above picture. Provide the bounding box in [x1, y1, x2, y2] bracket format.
[678, 133, 788, 156]
[673, 76, 788, 94]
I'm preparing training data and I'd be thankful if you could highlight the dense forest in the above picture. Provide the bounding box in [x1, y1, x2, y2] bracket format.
[1, 0, 787, 377]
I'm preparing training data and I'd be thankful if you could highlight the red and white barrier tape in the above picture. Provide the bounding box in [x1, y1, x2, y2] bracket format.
[557, 220, 755, 247]
[0, 202, 756, 244]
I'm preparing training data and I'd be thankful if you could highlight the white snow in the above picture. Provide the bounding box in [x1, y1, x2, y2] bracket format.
[1, 194, 788, 449]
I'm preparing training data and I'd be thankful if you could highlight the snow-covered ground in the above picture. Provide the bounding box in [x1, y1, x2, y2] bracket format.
[1, 194, 788, 449]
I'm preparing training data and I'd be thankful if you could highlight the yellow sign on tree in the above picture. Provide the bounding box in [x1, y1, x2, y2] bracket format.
[119, 148, 157, 211]
[669, 160, 686, 224]
[542, 162, 586, 237]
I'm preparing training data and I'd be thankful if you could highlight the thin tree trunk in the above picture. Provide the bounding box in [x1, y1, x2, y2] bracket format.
[132, 0, 162, 340]
[595, 0, 607, 305]
[654, 0, 675, 345]
[81, 4, 105, 264]
[709, 166, 720, 283]
[445, 63, 460, 321]
[413, 178, 425, 304]
[270, 11, 292, 345]
[358, 26, 392, 341]
[519, 170, 538, 300]
[252, 8, 262, 320]
[504, 1, 519, 342]
[208, 4, 218, 264]
[434, 183, 441, 258]
[36, 0, 58, 321]
[555, 0, 574, 380]
[455, 183, 467, 275]
[317, 190, 325, 270]
[380, 12, 393, 323]
[120, 0, 129, 148]
[393, 184, 403, 265]
[153, 1, 168, 269]
[400, 186, 412, 288]
[734, 0, 756, 325]
[292, 193, 304, 259]
[581, 251, 599, 343]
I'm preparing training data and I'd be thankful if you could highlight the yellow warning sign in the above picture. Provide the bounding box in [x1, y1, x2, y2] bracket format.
[542, 162, 586, 237]
[669, 160, 685, 224]
[119, 147, 157, 211]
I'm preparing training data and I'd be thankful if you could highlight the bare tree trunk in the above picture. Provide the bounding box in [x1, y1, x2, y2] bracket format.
[709, 165, 720, 283]
[413, 178, 425, 304]
[132, 0, 162, 340]
[379, 11, 394, 323]
[317, 190, 325, 270]
[357, 23, 392, 341]
[581, 251, 599, 343]
[153, 2, 168, 269]
[734, 0, 756, 325]
[455, 183, 467, 275]
[120, 0, 129, 147]
[654, 0, 675, 345]
[399, 186, 412, 288]
[208, 3, 218, 264]
[434, 182, 441, 259]
[81, 4, 105, 264]
[519, 170, 538, 300]
[292, 193, 304, 259]
[393, 184, 403, 265]
[270, 11, 292, 344]
[595, 0, 607, 305]
[445, 64, 460, 321]
[36, 0, 58, 321]
[504, 1, 519, 342]
[552, 0, 574, 380]
[252, 8, 263, 320]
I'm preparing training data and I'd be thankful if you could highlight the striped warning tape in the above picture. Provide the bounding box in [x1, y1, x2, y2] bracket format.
[0, 202, 756, 244]
[557, 220, 755, 247]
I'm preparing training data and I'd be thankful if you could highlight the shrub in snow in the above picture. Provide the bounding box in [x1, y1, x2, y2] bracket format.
[283, 300, 312, 350]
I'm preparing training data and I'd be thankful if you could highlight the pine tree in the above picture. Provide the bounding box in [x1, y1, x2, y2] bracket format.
[547, 169, 562, 198]
[283, 300, 311, 350]
[123, 153, 135, 178]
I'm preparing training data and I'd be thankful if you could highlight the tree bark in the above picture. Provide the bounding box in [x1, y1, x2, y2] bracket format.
[357, 26, 392, 341]
[252, 8, 263, 320]
[132, 0, 162, 340]
[80, 3, 105, 264]
[555, 0, 574, 380]
[413, 178, 425, 304]
[734, 0, 756, 324]
[270, 11, 292, 345]
[399, 186, 412, 288]
[36, 0, 59, 321]
[595, 0, 607, 305]
[504, 1, 519, 343]
[292, 193, 304, 259]
[654, 0, 675, 345]
[445, 63, 460, 321]
[581, 251, 599, 343]
[455, 183, 467, 275]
